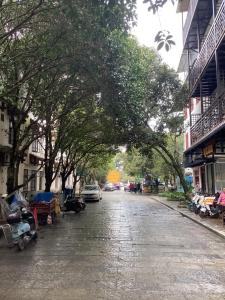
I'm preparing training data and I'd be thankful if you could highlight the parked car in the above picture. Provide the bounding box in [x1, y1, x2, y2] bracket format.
[104, 183, 115, 191]
[81, 185, 102, 201]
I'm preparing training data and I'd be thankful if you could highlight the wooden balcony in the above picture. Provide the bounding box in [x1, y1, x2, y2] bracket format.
[190, 93, 225, 145]
[189, 0, 225, 96]
[183, 0, 199, 46]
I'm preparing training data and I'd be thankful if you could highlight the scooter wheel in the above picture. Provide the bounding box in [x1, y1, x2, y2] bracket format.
[199, 212, 207, 218]
[33, 231, 38, 240]
[17, 239, 25, 251]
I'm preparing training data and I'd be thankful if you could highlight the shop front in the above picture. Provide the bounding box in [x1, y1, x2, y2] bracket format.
[184, 133, 225, 194]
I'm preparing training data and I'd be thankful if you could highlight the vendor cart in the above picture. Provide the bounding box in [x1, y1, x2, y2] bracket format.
[29, 192, 56, 225]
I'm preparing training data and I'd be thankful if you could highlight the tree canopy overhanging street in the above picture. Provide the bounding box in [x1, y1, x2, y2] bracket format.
[0, 0, 188, 195]
[1, 1, 225, 299]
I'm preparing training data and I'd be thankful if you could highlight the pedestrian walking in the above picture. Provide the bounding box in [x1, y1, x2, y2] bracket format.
[137, 182, 141, 193]
[133, 183, 137, 193]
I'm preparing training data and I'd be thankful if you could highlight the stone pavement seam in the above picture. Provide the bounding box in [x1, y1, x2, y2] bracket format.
[150, 195, 225, 240]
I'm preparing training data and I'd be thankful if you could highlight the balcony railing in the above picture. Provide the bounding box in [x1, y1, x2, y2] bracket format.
[191, 113, 201, 126]
[190, 93, 225, 145]
[189, 0, 225, 95]
[183, 0, 199, 46]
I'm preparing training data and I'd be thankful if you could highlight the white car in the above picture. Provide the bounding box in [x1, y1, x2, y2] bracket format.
[81, 185, 102, 201]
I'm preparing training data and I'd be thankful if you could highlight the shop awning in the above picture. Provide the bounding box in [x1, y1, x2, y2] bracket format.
[184, 157, 215, 168]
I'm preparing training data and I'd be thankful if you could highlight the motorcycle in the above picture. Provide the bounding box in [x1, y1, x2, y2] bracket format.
[63, 195, 86, 215]
[6, 208, 38, 251]
[188, 193, 203, 214]
[198, 195, 220, 218]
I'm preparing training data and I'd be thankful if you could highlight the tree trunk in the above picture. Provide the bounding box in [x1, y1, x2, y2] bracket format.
[154, 145, 190, 198]
[7, 164, 15, 194]
[61, 174, 66, 192]
[45, 165, 53, 192]
[7, 157, 20, 194]
[45, 179, 52, 192]
[73, 173, 77, 193]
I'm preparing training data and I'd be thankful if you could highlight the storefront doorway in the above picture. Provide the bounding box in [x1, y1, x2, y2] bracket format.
[206, 163, 215, 194]
[200, 166, 206, 193]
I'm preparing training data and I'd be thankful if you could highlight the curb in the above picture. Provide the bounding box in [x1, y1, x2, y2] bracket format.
[151, 196, 225, 240]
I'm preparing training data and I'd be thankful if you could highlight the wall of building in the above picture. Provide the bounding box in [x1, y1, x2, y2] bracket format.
[0, 108, 75, 196]
[184, 98, 201, 151]
[0, 105, 11, 148]
[0, 166, 7, 195]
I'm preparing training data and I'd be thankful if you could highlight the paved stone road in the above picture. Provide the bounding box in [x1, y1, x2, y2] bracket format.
[1, 191, 225, 300]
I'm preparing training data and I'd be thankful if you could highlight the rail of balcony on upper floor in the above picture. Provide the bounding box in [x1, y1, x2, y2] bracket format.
[190, 93, 225, 145]
[183, 0, 199, 47]
[189, 0, 225, 96]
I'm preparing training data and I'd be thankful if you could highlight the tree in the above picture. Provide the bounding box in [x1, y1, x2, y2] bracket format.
[118, 149, 146, 179]
[103, 35, 188, 194]
[0, 0, 137, 193]
[81, 147, 115, 185]
[129, 124, 189, 196]
[143, 0, 175, 13]
[0, 0, 185, 196]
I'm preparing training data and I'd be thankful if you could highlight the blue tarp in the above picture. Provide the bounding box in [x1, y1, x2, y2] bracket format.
[33, 192, 54, 203]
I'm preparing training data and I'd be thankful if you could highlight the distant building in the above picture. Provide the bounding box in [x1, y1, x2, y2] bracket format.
[0, 102, 73, 196]
[178, 0, 225, 194]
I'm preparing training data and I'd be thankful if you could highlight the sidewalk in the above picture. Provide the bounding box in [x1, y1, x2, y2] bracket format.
[151, 195, 225, 239]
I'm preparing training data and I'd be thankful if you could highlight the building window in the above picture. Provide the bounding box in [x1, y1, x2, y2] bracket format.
[39, 171, 43, 191]
[30, 170, 36, 191]
[23, 169, 28, 191]
[32, 140, 39, 152]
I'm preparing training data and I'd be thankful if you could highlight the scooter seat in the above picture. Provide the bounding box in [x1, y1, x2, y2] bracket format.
[7, 213, 21, 224]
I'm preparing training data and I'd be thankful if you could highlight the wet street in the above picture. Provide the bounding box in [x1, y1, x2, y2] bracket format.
[1, 191, 225, 299]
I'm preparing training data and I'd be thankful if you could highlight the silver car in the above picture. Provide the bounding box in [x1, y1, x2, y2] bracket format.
[81, 185, 102, 202]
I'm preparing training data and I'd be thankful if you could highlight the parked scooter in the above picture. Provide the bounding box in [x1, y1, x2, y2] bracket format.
[63, 195, 86, 215]
[188, 193, 203, 214]
[6, 208, 37, 251]
[198, 195, 220, 218]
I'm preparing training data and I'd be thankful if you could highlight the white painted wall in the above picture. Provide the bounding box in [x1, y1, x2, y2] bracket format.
[0, 108, 76, 196]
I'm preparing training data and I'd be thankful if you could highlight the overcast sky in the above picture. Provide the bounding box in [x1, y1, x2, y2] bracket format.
[132, 0, 183, 71]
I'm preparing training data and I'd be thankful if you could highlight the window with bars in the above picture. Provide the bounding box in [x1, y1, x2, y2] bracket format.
[32, 140, 39, 152]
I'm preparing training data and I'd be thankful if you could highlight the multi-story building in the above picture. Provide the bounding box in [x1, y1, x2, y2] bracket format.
[0, 103, 73, 196]
[178, 0, 225, 194]
[0, 101, 11, 195]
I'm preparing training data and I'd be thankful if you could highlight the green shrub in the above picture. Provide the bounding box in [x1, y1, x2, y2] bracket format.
[158, 191, 186, 202]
